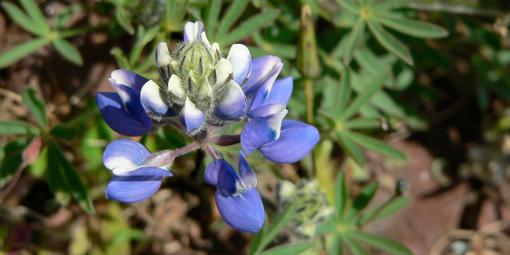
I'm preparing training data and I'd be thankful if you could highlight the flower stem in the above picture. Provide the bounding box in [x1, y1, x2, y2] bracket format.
[209, 134, 240, 146]
[304, 78, 314, 124]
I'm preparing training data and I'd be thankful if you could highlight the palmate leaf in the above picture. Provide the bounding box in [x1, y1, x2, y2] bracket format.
[0, 121, 40, 135]
[336, 135, 365, 166]
[218, 9, 280, 46]
[333, 18, 365, 60]
[340, 130, 405, 160]
[1, 2, 44, 36]
[343, 235, 370, 255]
[216, 0, 250, 38]
[22, 87, 48, 128]
[367, 20, 413, 65]
[375, 0, 410, 10]
[344, 118, 380, 130]
[346, 231, 412, 255]
[206, 0, 222, 37]
[352, 182, 378, 212]
[334, 172, 349, 219]
[259, 242, 313, 255]
[375, 12, 448, 39]
[335, 0, 360, 14]
[20, 0, 51, 33]
[339, 72, 385, 121]
[250, 200, 298, 254]
[53, 39, 83, 65]
[360, 196, 409, 224]
[47, 142, 95, 214]
[0, 38, 51, 69]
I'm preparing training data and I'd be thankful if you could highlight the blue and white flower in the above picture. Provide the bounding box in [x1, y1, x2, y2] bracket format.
[96, 21, 320, 233]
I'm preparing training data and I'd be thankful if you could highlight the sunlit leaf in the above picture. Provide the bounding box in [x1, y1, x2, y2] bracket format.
[1, 2, 44, 36]
[343, 235, 370, 255]
[339, 72, 385, 121]
[0, 121, 39, 135]
[53, 39, 83, 65]
[341, 131, 405, 160]
[20, 0, 50, 33]
[259, 242, 313, 255]
[0, 38, 51, 68]
[347, 231, 412, 255]
[336, 135, 365, 166]
[360, 196, 409, 224]
[335, 18, 365, 60]
[334, 172, 349, 218]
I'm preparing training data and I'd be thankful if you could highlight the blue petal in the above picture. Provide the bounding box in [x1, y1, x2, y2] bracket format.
[110, 82, 152, 128]
[105, 167, 172, 203]
[264, 77, 293, 106]
[216, 160, 238, 195]
[204, 160, 222, 185]
[249, 64, 283, 111]
[227, 44, 251, 84]
[241, 106, 287, 154]
[96, 92, 151, 136]
[180, 98, 205, 134]
[103, 139, 150, 175]
[260, 120, 320, 164]
[183, 21, 204, 43]
[238, 154, 257, 189]
[215, 188, 265, 233]
[242, 56, 282, 97]
[110, 69, 148, 92]
[214, 81, 248, 121]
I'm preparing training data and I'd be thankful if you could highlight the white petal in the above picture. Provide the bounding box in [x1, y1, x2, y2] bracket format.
[227, 44, 251, 84]
[140, 80, 169, 116]
[184, 21, 204, 43]
[215, 58, 233, 86]
[181, 97, 205, 133]
[201, 32, 211, 48]
[167, 75, 186, 101]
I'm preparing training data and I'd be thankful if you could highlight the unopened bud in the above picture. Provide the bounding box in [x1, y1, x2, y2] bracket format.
[297, 5, 320, 78]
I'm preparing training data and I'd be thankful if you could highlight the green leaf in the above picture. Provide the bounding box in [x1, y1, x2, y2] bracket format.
[50, 125, 77, 140]
[47, 142, 95, 214]
[336, 135, 365, 166]
[344, 118, 380, 130]
[22, 87, 48, 128]
[0, 121, 39, 135]
[53, 39, 83, 65]
[206, 0, 222, 38]
[1, 138, 29, 181]
[339, 73, 385, 121]
[352, 182, 378, 212]
[20, 0, 50, 33]
[219, 9, 280, 46]
[253, 201, 298, 254]
[328, 233, 344, 255]
[335, 18, 365, 60]
[334, 172, 349, 218]
[375, 0, 410, 10]
[375, 13, 448, 39]
[341, 131, 405, 160]
[335, 0, 360, 14]
[259, 242, 313, 255]
[347, 231, 412, 255]
[253, 32, 296, 59]
[316, 219, 338, 235]
[216, 0, 249, 37]
[360, 196, 409, 224]
[343, 235, 370, 255]
[367, 20, 413, 65]
[0, 38, 51, 68]
[115, 7, 134, 34]
[111, 48, 131, 69]
[1, 2, 44, 36]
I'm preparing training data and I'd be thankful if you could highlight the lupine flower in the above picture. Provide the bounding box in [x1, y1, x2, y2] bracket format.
[96, 21, 319, 233]
[205, 154, 264, 233]
[102, 139, 172, 203]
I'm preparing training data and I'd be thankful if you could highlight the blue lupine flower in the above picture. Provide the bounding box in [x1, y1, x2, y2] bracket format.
[96, 21, 319, 233]
[96, 70, 152, 136]
[205, 154, 264, 233]
[102, 139, 172, 203]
